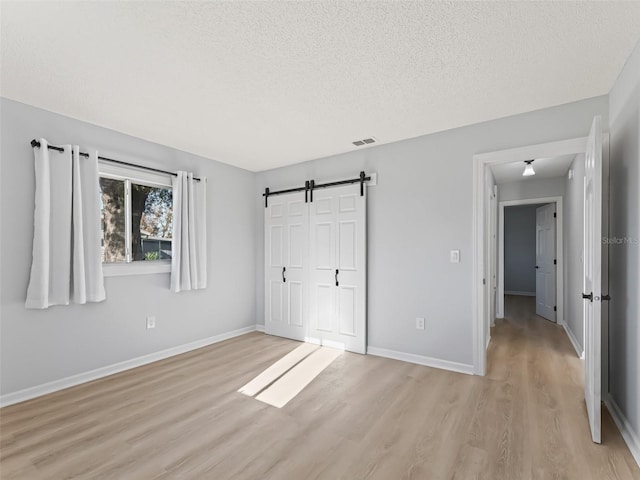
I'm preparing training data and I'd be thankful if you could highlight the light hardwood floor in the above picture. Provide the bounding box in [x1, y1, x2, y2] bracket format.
[1, 295, 638, 479]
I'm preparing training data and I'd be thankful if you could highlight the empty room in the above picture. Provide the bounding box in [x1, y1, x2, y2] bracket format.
[1, 2, 639, 479]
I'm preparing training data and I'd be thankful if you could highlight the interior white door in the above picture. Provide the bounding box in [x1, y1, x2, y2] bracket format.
[309, 184, 366, 354]
[583, 116, 603, 444]
[535, 203, 557, 322]
[264, 192, 308, 341]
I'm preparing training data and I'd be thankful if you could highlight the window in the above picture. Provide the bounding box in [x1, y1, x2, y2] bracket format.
[98, 163, 173, 276]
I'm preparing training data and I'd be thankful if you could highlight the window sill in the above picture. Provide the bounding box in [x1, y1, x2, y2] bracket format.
[103, 261, 171, 277]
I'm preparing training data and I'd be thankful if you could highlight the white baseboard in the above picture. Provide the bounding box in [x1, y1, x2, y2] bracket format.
[256, 324, 265, 333]
[605, 394, 640, 468]
[505, 291, 536, 297]
[561, 322, 584, 359]
[367, 346, 474, 375]
[0, 325, 258, 408]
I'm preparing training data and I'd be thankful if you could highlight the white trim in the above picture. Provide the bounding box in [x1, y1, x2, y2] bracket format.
[0, 325, 258, 408]
[103, 260, 171, 277]
[497, 196, 564, 325]
[474, 137, 589, 164]
[562, 322, 585, 359]
[473, 136, 589, 376]
[605, 395, 640, 468]
[125, 179, 132, 262]
[367, 346, 474, 375]
[255, 324, 265, 333]
[505, 291, 536, 297]
[99, 161, 173, 188]
[601, 134, 611, 408]
[472, 149, 485, 374]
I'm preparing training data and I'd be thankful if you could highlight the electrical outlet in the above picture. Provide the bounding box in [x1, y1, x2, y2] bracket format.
[416, 317, 425, 330]
[450, 250, 460, 263]
[146, 316, 156, 329]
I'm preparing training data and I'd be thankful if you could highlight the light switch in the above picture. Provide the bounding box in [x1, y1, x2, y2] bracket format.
[450, 250, 460, 263]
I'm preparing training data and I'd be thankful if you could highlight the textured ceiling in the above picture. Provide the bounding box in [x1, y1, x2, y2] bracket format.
[2, 2, 640, 172]
[491, 155, 576, 184]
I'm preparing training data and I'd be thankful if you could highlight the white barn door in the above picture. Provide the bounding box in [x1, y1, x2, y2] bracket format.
[309, 184, 367, 354]
[583, 116, 603, 444]
[264, 192, 308, 341]
[535, 203, 557, 322]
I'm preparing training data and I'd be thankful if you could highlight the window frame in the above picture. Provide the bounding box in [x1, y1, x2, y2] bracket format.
[98, 162, 173, 277]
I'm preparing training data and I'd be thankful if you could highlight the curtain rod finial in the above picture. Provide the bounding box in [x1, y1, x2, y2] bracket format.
[31, 139, 40, 148]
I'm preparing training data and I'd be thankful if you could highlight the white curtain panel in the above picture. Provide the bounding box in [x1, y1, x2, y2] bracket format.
[25, 139, 106, 309]
[71, 145, 106, 304]
[171, 171, 207, 292]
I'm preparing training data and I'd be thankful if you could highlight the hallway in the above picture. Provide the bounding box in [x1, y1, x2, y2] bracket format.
[487, 294, 636, 478]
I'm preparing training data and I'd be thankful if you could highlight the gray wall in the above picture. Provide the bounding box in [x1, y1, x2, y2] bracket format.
[504, 205, 541, 295]
[498, 176, 566, 203]
[608, 40, 640, 445]
[255, 96, 609, 366]
[563, 154, 586, 352]
[0, 98, 257, 396]
[0, 93, 617, 398]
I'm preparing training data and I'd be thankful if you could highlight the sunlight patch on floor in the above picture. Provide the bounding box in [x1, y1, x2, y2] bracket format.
[238, 343, 318, 397]
[239, 344, 342, 408]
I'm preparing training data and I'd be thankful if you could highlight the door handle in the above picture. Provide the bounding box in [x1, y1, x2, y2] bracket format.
[582, 292, 593, 302]
[335, 269, 339, 287]
[535, 266, 539, 269]
[282, 267, 286, 283]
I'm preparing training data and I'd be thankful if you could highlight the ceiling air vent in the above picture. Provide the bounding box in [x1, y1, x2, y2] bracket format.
[352, 137, 376, 147]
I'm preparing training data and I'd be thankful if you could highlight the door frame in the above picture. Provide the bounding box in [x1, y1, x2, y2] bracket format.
[472, 135, 595, 376]
[497, 197, 564, 324]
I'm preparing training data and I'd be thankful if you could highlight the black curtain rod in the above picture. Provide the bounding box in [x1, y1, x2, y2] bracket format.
[30, 140, 202, 182]
[263, 172, 371, 207]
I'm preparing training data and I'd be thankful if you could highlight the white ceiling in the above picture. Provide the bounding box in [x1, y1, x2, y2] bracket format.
[2, 2, 639, 172]
[491, 154, 577, 184]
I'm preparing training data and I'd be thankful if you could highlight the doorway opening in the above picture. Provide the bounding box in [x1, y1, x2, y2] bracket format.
[472, 120, 609, 444]
[498, 198, 563, 326]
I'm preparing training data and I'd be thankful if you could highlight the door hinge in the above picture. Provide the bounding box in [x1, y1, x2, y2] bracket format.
[554, 259, 557, 265]
[554, 306, 557, 312]
[602, 294, 611, 301]
[553, 212, 557, 218]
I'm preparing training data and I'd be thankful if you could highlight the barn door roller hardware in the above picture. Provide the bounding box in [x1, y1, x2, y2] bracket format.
[263, 171, 371, 207]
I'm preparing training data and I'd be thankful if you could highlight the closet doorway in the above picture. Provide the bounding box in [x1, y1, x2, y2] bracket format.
[264, 183, 367, 354]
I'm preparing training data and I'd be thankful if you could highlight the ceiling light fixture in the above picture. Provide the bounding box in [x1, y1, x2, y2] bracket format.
[522, 160, 535, 177]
